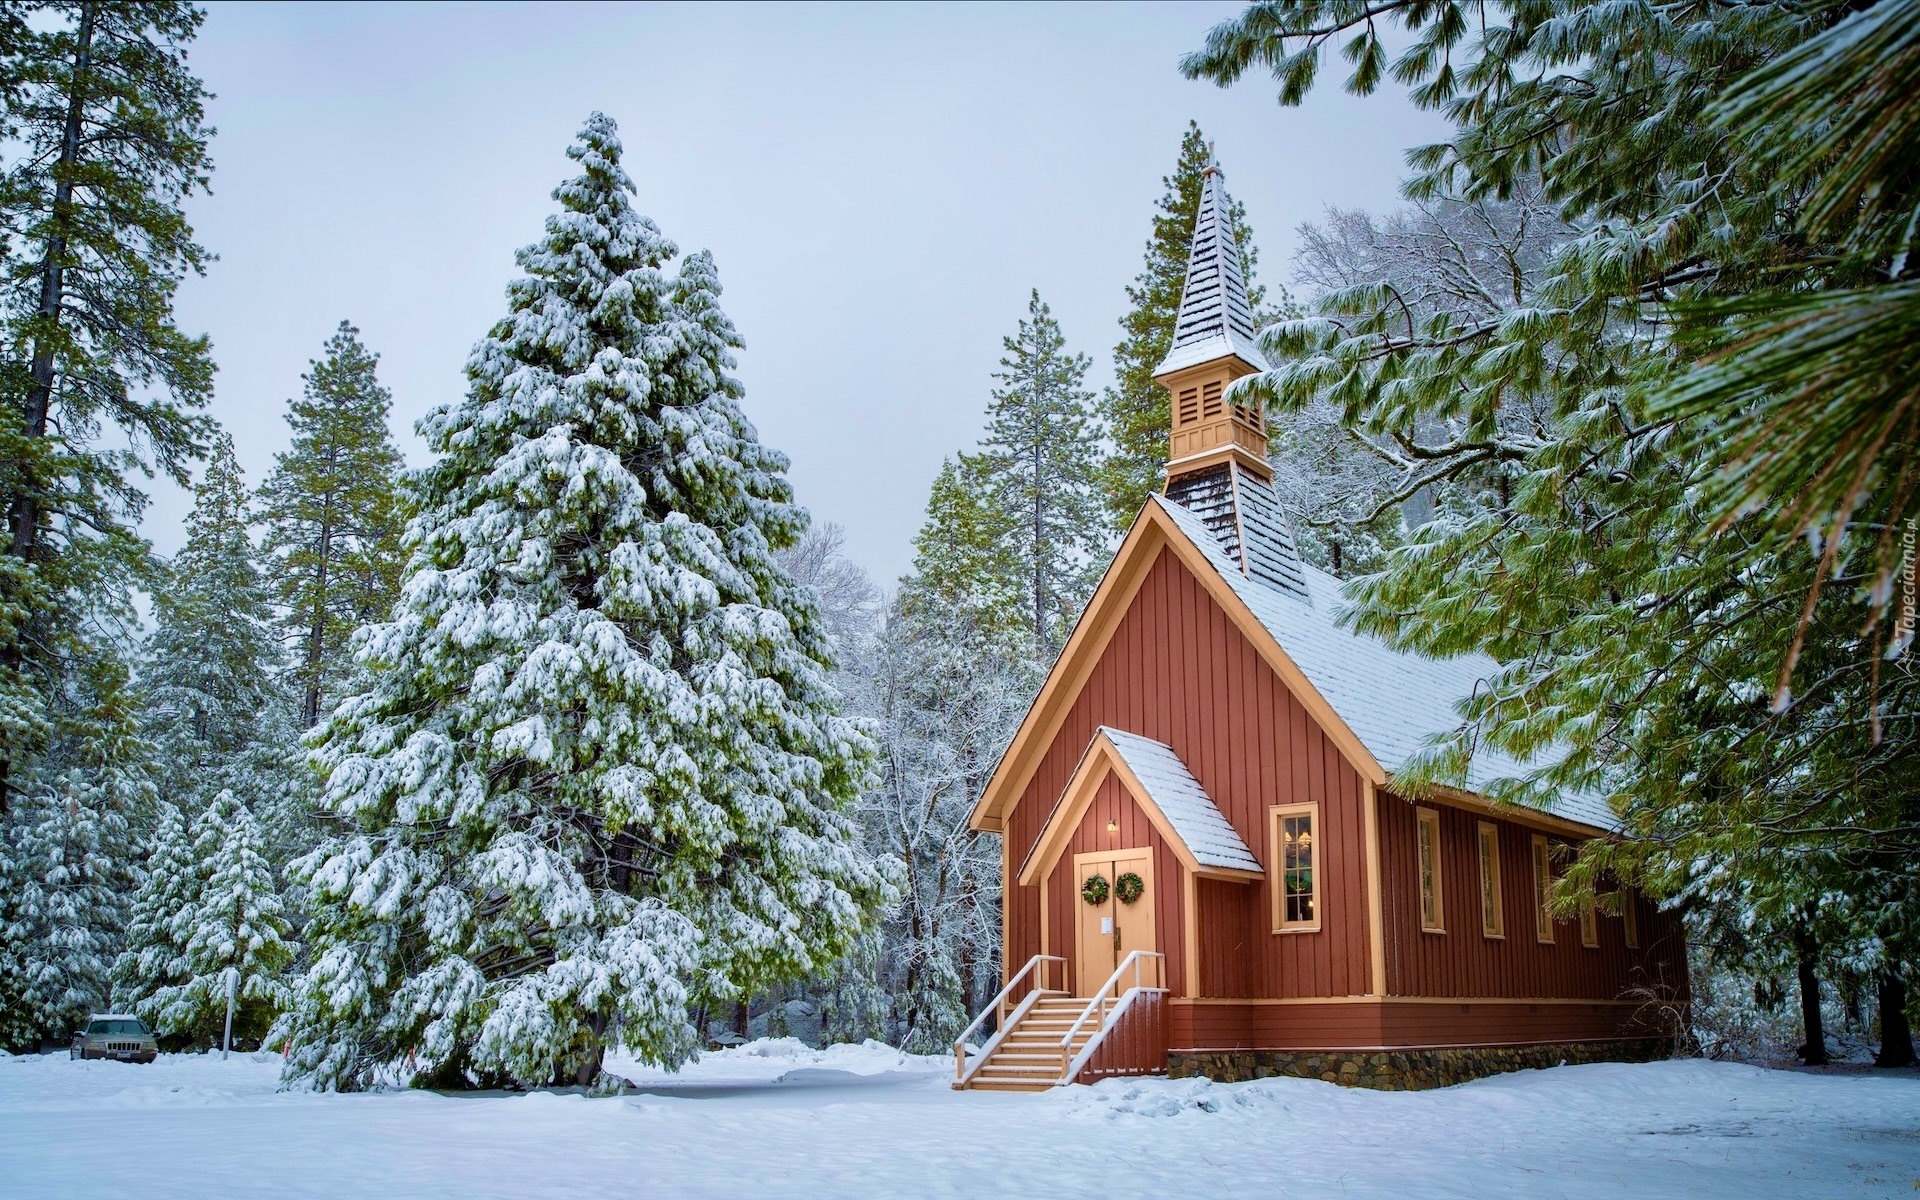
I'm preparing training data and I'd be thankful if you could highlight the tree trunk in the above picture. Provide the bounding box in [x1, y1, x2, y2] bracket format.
[1031, 441, 1045, 664]
[1877, 966, 1916, 1069]
[11, 1, 94, 563]
[607, 830, 634, 894]
[958, 939, 976, 1025]
[572, 1008, 608, 1087]
[731, 999, 749, 1040]
[1793, 905, 1829, 1066]
[1, 1, 96, 820]
[301, 500, 335, 728]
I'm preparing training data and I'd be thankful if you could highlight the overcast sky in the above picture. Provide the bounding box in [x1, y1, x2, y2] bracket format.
[164, 1, 1445, 587]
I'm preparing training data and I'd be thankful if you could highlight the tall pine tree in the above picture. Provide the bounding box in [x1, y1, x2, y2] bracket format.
[0, 1, 215, 814]
[1, 651, 153, 1045]
[976, 290, 1105, 664]
[279, 115, 887, 1091]
[1098, 122, 1270, 529]
[0, 1, 213, 1049]
[896, 455, 1024, 649]
[257, 321, 406, 729]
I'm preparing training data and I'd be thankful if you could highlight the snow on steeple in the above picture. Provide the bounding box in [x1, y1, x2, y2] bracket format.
[1154, 153, 1264, 378]
[1152, 151, 1309, 601]
[1153, 149, 1272, 487]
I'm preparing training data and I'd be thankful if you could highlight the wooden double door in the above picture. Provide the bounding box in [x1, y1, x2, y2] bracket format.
[1074, 849, 1158, 996]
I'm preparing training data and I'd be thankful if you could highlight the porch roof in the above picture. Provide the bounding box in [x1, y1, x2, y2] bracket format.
[1016, 727, 1263, 887]
[1097, 728, 1263, 874]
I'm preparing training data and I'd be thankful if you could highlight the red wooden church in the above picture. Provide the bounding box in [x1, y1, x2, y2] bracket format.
[952, 158, 1688, 1092]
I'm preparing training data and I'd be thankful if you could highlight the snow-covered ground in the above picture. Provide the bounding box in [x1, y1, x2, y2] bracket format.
[2, 1040, 1917, 1198]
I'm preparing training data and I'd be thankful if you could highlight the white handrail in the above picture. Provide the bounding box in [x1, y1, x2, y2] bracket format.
[955, 987, 1047, 1088]
[1057, 950, 1164, 1079]
[953, 954, 1064, 1083]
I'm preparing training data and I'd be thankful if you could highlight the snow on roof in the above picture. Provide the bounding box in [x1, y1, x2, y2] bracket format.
[1155, 329, 1267, 378]
[1232, 464, 1310, 598]
[1099, 727, 1263, 874]
[1152, 489, 1617, 832]
[1154, 157, 1264, 379]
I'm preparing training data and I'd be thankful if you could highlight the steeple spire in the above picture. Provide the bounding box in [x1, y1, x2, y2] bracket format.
[1154, 152, 1270, 487]
[1152, 151, 1307, 599]
[1155, 154, 1264, 379]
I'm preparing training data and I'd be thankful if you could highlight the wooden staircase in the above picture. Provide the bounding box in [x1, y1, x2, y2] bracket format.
[953, 952, 1169, 1092]
[963, 993, 1105, 1092]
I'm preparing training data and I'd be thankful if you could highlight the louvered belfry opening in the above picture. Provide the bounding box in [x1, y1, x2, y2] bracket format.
[1153, 153, 1309, 601]
[1154, 155, 1271, 491]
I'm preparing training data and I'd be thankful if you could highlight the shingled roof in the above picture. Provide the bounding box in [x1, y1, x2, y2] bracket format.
[1151, 492, 1616, 831]
[1098, 728, 1263, 874]
[1154, 156, 1266, 379]
[1165, 462, 1311, 600]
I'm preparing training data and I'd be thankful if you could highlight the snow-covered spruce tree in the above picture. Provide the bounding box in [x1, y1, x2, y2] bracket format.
[816, 927, 890, 1046]
[149, 791, 292, 1045]
[146, 433, 295, 815]
[280, 114, 887, 1090]
[110, 802, 197, 1035]
[1, 653, 154, 1043]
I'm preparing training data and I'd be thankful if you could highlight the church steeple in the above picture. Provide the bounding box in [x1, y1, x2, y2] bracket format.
[1154, 154, 1270, 486]
[1153, 153, 1309, 600]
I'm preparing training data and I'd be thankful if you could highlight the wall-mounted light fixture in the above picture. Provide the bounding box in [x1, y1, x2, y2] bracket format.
[1106, 818, 1119, 835]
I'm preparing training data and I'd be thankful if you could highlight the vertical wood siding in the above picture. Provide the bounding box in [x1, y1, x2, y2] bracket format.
[1376, 793, 1690, 1002]
[1075, 990, 1169, 1081]
[1005, 547, 1369, 1000]
[1194, 878, 1256, 997]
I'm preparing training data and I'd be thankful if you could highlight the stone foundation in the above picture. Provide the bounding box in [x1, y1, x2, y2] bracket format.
[1167, 1038, 1669, 1091]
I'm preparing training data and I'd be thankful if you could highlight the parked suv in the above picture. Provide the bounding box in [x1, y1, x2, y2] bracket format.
[70, 1014, 157, 1063]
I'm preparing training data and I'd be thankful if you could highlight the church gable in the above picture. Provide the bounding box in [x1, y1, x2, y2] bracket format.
[997, 542, 1376, 1000]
